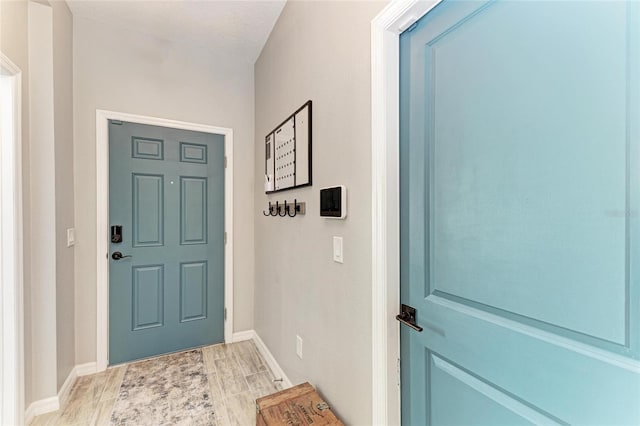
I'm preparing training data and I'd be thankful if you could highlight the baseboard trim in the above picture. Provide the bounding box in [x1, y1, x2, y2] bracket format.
[231, 330, 255, 343]
[248, 330, 293, 389]
[57, 367, 76, 410]
[58, 362, 97, 407]
[25, 362, 98, 424]
[74, 362, 97, 377]
[24, 396, 58, 425]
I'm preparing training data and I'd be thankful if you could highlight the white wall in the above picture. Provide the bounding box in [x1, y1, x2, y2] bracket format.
[254, 1, 385, 424]
[73, 17, 256, 364]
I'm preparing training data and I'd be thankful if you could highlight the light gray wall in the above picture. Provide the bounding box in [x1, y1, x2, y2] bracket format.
[254, 1, 385, 424]
[0, 0, 33, 406]
[0, 0, 75, 405]
[73, 17, 256, 363]
[28, 0, 58, 401]
[52, 0, 75, 391]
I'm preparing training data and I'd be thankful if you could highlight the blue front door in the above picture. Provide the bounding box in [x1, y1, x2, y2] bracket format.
[109, 121, 225, 365]
[400, 1, 640, 424]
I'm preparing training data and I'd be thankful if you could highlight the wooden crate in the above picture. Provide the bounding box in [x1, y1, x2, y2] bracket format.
[256, 382, 343, 426]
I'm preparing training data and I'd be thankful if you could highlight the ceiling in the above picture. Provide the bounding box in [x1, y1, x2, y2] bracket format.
[66, 0, 287, 64]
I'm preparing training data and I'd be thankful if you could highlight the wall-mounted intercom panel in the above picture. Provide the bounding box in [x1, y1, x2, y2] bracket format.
[320, 186, 347, 219]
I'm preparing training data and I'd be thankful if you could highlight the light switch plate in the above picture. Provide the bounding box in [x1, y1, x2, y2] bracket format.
[67, 228, 75, 247]
[333, 236, 343, 263]
[296, 335, 303, 359]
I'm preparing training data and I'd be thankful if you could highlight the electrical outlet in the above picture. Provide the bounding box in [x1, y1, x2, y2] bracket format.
[296, 335, 303, 359]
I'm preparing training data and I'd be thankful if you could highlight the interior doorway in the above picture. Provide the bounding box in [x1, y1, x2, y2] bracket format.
[95, 110, 235, 372]
[0, 52, 24, 426]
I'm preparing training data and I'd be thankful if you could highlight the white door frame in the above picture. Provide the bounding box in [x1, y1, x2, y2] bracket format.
[370, 1, 441, 424]
[0, 52, 24, 426]
[95, 109, 234, 372]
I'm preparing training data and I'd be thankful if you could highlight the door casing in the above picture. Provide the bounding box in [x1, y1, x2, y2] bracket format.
[0, 51, 24, 426]
[95, 109, 234, 372]
[371, 2, 442, 424]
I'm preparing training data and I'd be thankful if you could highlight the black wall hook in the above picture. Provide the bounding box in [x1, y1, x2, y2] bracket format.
[287, 199, 299, 217]
[263, 201, 273, 216]
[278, 200, 288, 217]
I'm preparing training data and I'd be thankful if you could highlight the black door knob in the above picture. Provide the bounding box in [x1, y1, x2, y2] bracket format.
[112, 251, 132, 260]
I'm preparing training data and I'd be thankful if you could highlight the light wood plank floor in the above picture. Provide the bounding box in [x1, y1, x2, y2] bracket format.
[30, 340, 282, 426]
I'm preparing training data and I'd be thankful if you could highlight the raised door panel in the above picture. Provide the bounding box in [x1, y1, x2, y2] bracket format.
[427, 0, 629, 345]
[180, 261, 207, 322]
[423, 296, 640, 424]
[132, 265, 164, 330]
[132, 137, 164, 160]
[180, 142, 208, 164]
[132, 174, 164, 247]
[429, 354, 550, 425]
[180, 177, 207, 245]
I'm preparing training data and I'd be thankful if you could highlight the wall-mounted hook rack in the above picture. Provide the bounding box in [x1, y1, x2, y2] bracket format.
[261, 200, 306, 218]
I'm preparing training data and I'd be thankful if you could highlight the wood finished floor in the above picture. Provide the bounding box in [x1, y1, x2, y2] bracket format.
[30, 341, 282, 426]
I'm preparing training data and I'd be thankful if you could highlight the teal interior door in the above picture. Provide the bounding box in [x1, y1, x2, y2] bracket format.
[399, 1, 640, 424]
[109, 121, 225, 365]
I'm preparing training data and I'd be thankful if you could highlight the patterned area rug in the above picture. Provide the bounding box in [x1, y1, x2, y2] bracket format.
[111, 350, 214, 425]
[29, 341, 282, 426]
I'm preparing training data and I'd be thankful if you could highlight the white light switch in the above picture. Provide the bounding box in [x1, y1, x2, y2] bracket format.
[67, 228, 75, 247]
[333, 236, 343, 263]
[296, 335, 303, 359]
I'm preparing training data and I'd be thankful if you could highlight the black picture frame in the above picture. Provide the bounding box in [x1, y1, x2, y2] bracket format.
[265, 100, 312, 194]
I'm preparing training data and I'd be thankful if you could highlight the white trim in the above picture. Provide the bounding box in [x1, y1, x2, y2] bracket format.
[95, 110, 234, 372]
[25, 362, 98, 424]
[231, 330, 255, 343]
[58, 362, 97, 408]
[244, 330, 293, 389]
[252, 332, 293, 389]
[24, 397, 58, 425]
[57, 373, 74, 412]
[371, 1, 441, 425]
[57, 368, 77, 409]
[74, 362, 98, 377]
[0, 52, 24, 426]
[224, 127, 234, 350]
